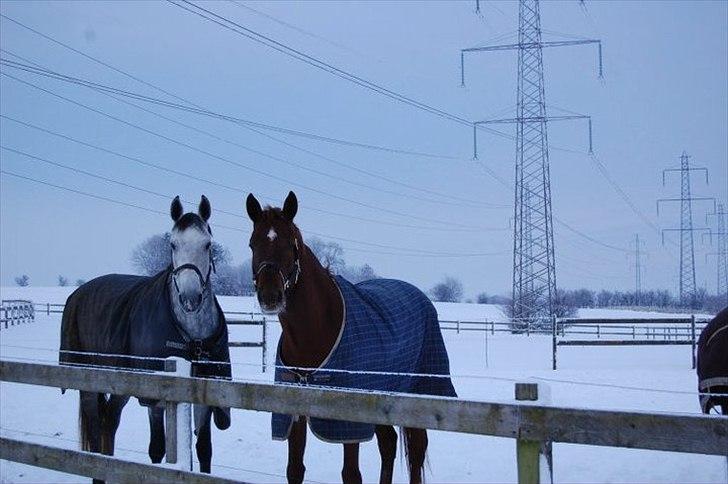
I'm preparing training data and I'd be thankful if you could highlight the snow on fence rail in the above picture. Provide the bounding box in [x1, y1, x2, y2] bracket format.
[1, 300, 34, 330]
[0, 359, 726, 484]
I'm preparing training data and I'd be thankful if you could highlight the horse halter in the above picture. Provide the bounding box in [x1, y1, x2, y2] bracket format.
[171, 251, 216, 295]
[253, 237, 301, 293]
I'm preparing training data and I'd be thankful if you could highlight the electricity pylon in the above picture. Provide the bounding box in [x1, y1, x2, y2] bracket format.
[657, 152, 715, 308]
[706, 202, 728, 306]
[460, 0, 601, 322]
[630, 234, 646, 305]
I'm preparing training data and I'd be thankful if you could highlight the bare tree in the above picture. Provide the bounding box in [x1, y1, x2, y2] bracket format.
[131, 232, 230, 276]
[58, 275, 69, 287]
[76, 279, 86, 286]
[14, 275, 30, 287]
[430, 276, 464, 303]
[307, 236, 345, 274]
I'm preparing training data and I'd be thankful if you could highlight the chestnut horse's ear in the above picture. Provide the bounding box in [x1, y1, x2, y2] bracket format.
[198, 195, 211, 222]
[246, 193, 262, 223]
[170, 196, 183, 222]
[282, 191, 298, 222]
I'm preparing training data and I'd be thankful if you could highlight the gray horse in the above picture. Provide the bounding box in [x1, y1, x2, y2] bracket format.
[60, 196, 231, 481]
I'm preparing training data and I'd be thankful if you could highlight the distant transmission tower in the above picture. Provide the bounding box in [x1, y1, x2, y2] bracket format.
[630, 234, 646, 304]
[706, 202, 728, 305]
[658, 152, 714, 307]
[461, 0, 602, 322]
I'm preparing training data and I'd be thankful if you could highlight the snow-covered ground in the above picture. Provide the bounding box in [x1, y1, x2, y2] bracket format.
[0, 287, 725, 483]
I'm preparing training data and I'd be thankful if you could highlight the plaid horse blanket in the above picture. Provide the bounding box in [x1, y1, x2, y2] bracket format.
[272, 276, 457, 443]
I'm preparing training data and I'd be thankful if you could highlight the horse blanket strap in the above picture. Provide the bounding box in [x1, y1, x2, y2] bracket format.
[696, 306, 728, 414]
[272, 276, 457, 443]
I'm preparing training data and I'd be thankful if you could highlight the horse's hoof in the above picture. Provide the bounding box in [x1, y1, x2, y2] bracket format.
[213, 407, 231, 430]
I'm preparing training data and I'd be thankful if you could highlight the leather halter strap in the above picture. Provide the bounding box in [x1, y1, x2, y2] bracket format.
[253, 238, 301, 293]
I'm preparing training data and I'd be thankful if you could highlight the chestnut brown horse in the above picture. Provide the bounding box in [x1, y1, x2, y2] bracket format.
[246, 191, 456, 484]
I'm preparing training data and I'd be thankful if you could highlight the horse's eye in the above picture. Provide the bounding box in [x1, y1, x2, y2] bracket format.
[171, 243, 177, 251]
[205, 242, 211, 250]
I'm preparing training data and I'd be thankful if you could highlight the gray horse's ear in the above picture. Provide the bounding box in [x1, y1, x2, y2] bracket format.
[246, 193, 262, 223]
[171, 196, 183, 222]
[282, 191, 298, 222]
[199, 195, 211, 222]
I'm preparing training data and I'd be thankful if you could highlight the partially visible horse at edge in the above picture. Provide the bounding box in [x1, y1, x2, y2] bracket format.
[245, 191, 457, 484]
[697, 305, 728, 416]
[60, 195, 231, 482]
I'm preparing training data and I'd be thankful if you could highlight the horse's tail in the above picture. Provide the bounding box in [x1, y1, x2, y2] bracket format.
[401, 427, 428, 484]
[78, 394, 90, 451]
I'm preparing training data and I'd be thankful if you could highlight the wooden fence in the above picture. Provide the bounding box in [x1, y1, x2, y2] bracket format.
[1, 300, 34, 329]
[0, 359, 726, 483]
[552, 316, 710, 370]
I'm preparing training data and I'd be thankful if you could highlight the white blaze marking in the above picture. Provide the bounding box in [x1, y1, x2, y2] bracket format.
[267, 228, 277, 241]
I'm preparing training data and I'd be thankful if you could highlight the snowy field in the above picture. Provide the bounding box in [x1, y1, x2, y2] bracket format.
[0, 287, 725, 483]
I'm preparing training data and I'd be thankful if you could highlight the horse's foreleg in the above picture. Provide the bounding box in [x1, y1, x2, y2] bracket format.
[194, 405, 213, 473]
[287, 417, 307, 484]
[147, 406, 166, 464]
[342, 443, 363, 484]
[375, 425, 397, 484]
[403, 428, 428, 484]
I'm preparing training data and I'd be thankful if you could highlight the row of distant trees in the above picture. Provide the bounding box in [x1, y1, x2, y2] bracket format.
[12, 234, 727, 314]
[14, 274, 85, 287]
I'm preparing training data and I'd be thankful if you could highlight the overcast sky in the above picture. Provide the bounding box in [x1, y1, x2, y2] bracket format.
[0, 0, 726, 298]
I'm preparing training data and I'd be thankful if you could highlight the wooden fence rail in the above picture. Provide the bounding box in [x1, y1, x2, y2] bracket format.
[1, 360, 725, 456]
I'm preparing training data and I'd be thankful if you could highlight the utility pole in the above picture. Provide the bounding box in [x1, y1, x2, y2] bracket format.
[658, 152, 715, 308]
[460, 0, 601, 323]
[706, 202, 728, 305]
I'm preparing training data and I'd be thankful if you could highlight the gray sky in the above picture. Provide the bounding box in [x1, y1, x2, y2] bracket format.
[1, 0, 726, 298]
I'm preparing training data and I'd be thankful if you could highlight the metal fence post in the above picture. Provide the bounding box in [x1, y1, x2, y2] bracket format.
[551, 317, 557, 371]
[690, 315, 697, 370]
[164, 358, 193, 471]
[456, 320, 460, 334]
[515, 382, 552, 484]
[262, 318, 268, 373]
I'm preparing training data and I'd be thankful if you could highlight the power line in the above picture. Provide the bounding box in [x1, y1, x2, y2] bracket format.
[0, 114, 504, 234]
[0, 169, 506, 258]
[0, 16, 502, 208]
[2, 48, 505, 210]
[0, 13, 650, 261]
[0, 57, 458, 160]
[0, 71, 488, 230]
[228, 1, 362, 56]
[167, 0, 474, 126]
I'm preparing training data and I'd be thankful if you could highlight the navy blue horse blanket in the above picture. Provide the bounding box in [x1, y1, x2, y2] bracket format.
[697, 305, 728, 413]
[272, 276, 457, 443]
[60, 268, 231, 393]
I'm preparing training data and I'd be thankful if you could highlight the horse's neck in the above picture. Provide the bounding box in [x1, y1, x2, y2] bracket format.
[169, 281, 218, 340]
[278, 246, 343, 368]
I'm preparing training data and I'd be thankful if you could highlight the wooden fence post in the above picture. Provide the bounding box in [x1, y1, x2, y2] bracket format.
[515, 382, 553, 484]
[164, 358, 193, 471]
[456, 320, 461, 334]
